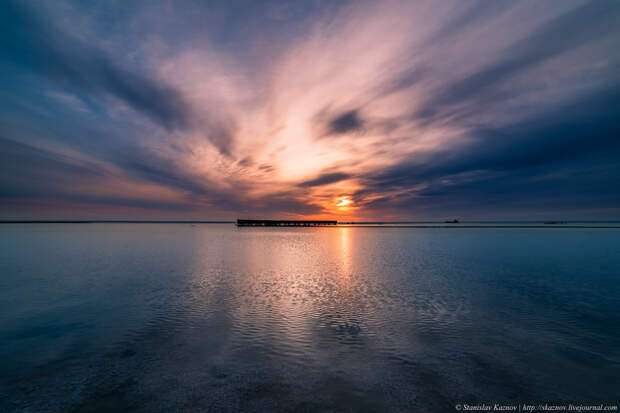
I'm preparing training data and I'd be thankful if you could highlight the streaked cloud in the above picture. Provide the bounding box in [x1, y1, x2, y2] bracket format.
[1, 0, 619, 220]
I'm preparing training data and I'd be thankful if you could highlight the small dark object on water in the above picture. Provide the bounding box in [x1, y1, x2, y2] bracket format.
[445, 219, 459, 223]
[544, 221, 568, 225]
[237, 219, 337, 227]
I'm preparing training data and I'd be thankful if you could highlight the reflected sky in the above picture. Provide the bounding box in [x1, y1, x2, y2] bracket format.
[1, 224, 619, 411]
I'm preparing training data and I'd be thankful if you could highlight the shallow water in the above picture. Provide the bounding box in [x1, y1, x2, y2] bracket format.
[1, 224, 619, 412]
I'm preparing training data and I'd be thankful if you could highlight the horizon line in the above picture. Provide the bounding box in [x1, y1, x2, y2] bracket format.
[2, 219, 620, 224]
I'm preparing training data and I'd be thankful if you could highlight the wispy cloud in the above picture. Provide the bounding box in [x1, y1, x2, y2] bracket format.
[0, 2, 191, 131]
[1, 0, 619, 219]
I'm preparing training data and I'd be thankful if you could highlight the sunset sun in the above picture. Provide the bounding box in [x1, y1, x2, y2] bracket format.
[336, 198, 352, 208]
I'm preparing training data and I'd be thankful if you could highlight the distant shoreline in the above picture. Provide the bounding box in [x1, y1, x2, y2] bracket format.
[0, 220, 235, 224]
[1, 220, 619, 229]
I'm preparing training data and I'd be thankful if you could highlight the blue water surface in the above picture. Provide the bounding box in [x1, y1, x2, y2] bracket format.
[1, 224, 619, 411]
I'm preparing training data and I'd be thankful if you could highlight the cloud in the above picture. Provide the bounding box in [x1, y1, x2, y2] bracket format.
[0, 1, 191, 131]
[415, 1, 620, 125]
[327, 110, 364, 135]
[114, 150, 212, 197]
[1, 0, 620, 219]
[358, 82, 620, 215]
[299, 172, 351, 188]
[0, 136, 105, 199]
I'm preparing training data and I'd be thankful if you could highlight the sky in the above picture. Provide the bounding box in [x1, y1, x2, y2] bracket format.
[1, 0, 619, 221]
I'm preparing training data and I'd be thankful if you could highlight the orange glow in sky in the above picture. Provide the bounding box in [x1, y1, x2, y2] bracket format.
[337, 198, 352, 208]
[4, 2, 617, 222]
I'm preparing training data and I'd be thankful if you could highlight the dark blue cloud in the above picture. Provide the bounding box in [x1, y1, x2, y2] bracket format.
[0, 136, 200, 213]
[299, 172, 351, 187]
[359, 82, 620, 216]
[425, 0, 514, 47]
[328, 110, 364, 135]
[0, 136, 105, 199]
[0, 1, 190, 131]
[415, 1, 620, 124]
[113, 150, 213, 197]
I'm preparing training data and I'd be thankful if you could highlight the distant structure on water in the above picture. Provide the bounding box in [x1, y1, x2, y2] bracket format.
[237, 219, 337, 227]
[444, 219, 460, 223]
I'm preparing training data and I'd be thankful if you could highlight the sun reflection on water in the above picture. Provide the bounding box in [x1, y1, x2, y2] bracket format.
[339, 227, 352, 282]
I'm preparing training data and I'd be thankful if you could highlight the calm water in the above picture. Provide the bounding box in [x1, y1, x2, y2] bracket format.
[1, 224, 619, 412]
